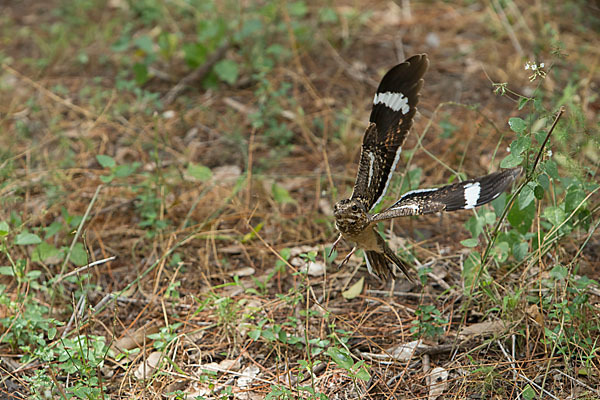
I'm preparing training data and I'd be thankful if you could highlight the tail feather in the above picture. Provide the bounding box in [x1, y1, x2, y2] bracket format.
[365, 248, 414, 282]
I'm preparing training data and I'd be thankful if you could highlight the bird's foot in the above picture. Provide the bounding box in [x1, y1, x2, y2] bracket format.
[337, 246, 357, 269]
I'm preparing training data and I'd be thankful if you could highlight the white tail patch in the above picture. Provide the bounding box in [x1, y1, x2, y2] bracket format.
[463, 182, 481, 209]
[373, 91, 410, 114]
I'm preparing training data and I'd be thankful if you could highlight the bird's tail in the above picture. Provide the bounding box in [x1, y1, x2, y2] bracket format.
[365, 247, 414, 282]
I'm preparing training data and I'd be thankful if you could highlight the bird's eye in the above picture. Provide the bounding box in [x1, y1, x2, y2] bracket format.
[351, 204, 358, 212]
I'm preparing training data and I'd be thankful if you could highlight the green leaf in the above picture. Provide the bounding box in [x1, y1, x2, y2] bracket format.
[354, 365, 371, 381]
[0, 221, 9, 236]
[508, 117, 527, 133]
[134, 35, 154, 54]
[0, 266, 14, 276]
[537, 174, 550, 190]
[248, 329, 261, 340]
[565, 185, 585, 213]
[508, 201, 535, 234]
[512, 136, 531, 156]
[500, 153, 523, 169]
[342, 277, 364, 299]
[278, 329, 287, 343]
[100, 174, 114, 183]
[96, 155, 115, 169]
[183, 42, 208, 68]
[512, 242, 528, 262]
[465, 215, 485, 238]
[550, 265, 568, 280]
[288, 1, 308, 17]
[492, 241, 509, 263]
[26, 270, 42, 279]
[186, 163, 213, 182]
[262, 328, 276, 342]
[543, 206, 566, 227]
[460, 238, 479, 248]
[543, 159, 559, 179]
[214, 59, 238, 85]
[521, 384, 535, 400]
[326, 347, 353, 370]
[32, 241, 63, 263]
[318, 7, 338, 23]
[518, 184, 535, 210]
[517, 97, 530, 110]
[15, 232, 42, 245]
[272, 183, 294, 204]
[70, 242, 88, 266]
[133, 62, 150, 85]
[533, 184, 544, 200]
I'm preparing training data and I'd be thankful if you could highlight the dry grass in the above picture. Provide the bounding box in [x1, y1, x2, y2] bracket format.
[0, 1, 599, 399]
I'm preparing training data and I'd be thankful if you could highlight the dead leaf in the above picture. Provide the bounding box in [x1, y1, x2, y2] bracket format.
[526, 304, 544, 326]
[228, 266, 255, 277]
[342, 277, 364, 299]
[134, 351, 165, 380]
[200, 358, 240, 374]
[459, 320, 506, 338]
[428, 367, 448, 400]
[213, 165, 242, 183]
[301, 261, 326, 276]
[387, 340, 426, 362]
[238, 364, 260, 388]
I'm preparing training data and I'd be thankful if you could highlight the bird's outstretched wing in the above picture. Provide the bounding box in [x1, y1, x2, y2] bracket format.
[371, 167, 522, 221]
[351, 54, 429, 211]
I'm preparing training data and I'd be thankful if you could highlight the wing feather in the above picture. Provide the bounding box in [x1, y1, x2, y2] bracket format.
[371, 167, 522, 221]
[351, 54, 429, 210]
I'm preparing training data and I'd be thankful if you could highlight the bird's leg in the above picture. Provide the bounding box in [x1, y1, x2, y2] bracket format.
[337, 246, 357, 269]
[328, 234, 343, 258]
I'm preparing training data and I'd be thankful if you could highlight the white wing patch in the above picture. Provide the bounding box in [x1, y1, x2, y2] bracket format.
[463, 182, 481, 209]
[367, 151, 376, 186]
[371, 146, 402, 210]
[373, 91, 410, 114]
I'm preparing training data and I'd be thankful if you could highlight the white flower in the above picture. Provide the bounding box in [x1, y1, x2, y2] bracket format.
[540, 63, 545, 68]
[546, 149, 553, 157]
[506, 147, 511, 153]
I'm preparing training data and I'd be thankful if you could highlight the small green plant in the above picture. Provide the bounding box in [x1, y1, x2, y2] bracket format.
[411, 304, 449, 338]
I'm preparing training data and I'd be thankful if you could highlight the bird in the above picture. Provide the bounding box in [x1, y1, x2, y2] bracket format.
[331, 54, 521, 281]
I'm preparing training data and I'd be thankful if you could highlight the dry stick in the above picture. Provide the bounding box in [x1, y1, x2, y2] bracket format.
[162, 41, 230, 105]
[55, 256, 116, 284]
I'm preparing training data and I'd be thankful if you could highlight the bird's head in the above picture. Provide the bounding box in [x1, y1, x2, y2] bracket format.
[333, 198, 370, 235]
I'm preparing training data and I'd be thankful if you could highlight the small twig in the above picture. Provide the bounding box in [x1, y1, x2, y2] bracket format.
[162, 41, 230, 105]
[55, 256, 116, 283]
